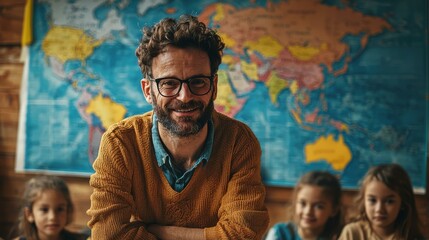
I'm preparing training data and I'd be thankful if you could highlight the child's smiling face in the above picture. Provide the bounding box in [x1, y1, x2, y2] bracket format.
[295, 185, 337, 237]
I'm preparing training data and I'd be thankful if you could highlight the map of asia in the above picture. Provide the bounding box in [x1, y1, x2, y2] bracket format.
[17, 0, 428, 192]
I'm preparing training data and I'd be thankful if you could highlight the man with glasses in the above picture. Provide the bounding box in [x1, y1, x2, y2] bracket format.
[87, 15, 269, 240]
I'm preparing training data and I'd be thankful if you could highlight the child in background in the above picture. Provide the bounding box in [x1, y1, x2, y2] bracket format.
[339, 163, 424, 240]
[12, 175, 88, 240]
[265, 171, 343, 240]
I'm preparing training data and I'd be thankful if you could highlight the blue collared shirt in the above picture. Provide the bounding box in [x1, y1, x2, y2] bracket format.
[151, 114, 214, 192]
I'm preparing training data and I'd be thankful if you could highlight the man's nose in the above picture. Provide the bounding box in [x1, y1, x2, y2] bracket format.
[176, 82, 193, 101]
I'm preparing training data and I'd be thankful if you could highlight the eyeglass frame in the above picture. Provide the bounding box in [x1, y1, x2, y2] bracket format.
[148, 74, 216, 97]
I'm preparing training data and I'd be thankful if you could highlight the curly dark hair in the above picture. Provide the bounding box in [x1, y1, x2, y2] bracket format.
[135, 15, 225, 78]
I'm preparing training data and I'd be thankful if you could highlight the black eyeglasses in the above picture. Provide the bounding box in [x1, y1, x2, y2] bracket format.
[149, 75, 214, 97]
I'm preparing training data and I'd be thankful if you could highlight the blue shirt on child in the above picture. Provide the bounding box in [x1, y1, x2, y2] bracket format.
[265, 222, 328, 240]
[265, 222, 300, 240]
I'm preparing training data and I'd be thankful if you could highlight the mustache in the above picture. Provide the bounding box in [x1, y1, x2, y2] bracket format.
[167, 100, 204, 110]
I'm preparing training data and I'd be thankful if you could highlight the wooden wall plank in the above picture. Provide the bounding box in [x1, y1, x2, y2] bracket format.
[0, 64, 23, 90]
[0, 47, 22, 63]
[0, 1, 26, 45]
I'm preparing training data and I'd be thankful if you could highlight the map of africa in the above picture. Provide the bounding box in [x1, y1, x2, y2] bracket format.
[17, 0, 428, 192]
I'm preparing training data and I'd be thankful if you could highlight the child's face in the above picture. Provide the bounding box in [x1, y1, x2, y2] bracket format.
[364, 179, 402, 235]
[25, 189, 68, 240]
[295, 185, 337, 236]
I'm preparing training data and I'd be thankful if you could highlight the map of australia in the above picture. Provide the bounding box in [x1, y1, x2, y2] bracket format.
[18, 0, 427, 192]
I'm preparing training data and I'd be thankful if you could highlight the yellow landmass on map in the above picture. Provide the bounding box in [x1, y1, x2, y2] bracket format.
[288, 44, 322, 61]
[42, 26, 103, 63]
[222, 55, 234, 65]
[241, 60, 258, 80]
[266, 71, 289, 105]
[86, 93, 127, 130]
[305, 134, 352, 171]
[213, 3, 226, 22]
[219, 32, 237, 48]
[244, 36, 284, 58]
[215, 70, 240, 114]
[290, 81, 299, 95]
[291, 109, 302, 125]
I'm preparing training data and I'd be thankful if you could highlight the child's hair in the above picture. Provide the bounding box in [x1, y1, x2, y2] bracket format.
[17, 175, 74, 240]
[354, 163, 423, 239]
[291, 170, 343, 239]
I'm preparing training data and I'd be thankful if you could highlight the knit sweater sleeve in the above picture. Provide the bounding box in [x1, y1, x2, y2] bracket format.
[204, 119, 269, 239]
[87, 122, 157, 240]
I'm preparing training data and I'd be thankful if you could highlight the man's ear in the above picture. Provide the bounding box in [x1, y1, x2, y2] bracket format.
[24, 207, 34, 223]
[141, 78, 153, 104]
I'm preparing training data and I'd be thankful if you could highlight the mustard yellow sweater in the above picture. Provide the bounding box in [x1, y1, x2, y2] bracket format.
[87, 111, 269, 239]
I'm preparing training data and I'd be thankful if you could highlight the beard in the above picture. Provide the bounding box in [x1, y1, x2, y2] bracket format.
[151, 89, 214, 137]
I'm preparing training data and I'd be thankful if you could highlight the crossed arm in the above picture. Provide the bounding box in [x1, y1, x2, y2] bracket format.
[87, 123, 268, 239]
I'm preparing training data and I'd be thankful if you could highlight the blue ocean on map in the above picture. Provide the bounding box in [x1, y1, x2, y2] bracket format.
[18, 0, 427, 192]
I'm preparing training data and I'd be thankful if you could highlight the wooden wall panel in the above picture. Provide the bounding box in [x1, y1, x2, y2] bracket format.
[0, 2, 428, 239]
[0, 1, 26, 45]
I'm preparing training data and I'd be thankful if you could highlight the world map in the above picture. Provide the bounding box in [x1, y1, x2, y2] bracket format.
[17, 0, 428, 192]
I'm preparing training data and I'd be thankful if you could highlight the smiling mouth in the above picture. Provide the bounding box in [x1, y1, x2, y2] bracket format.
[169, 100, 203, 113]
[175, 107, 198, 112]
